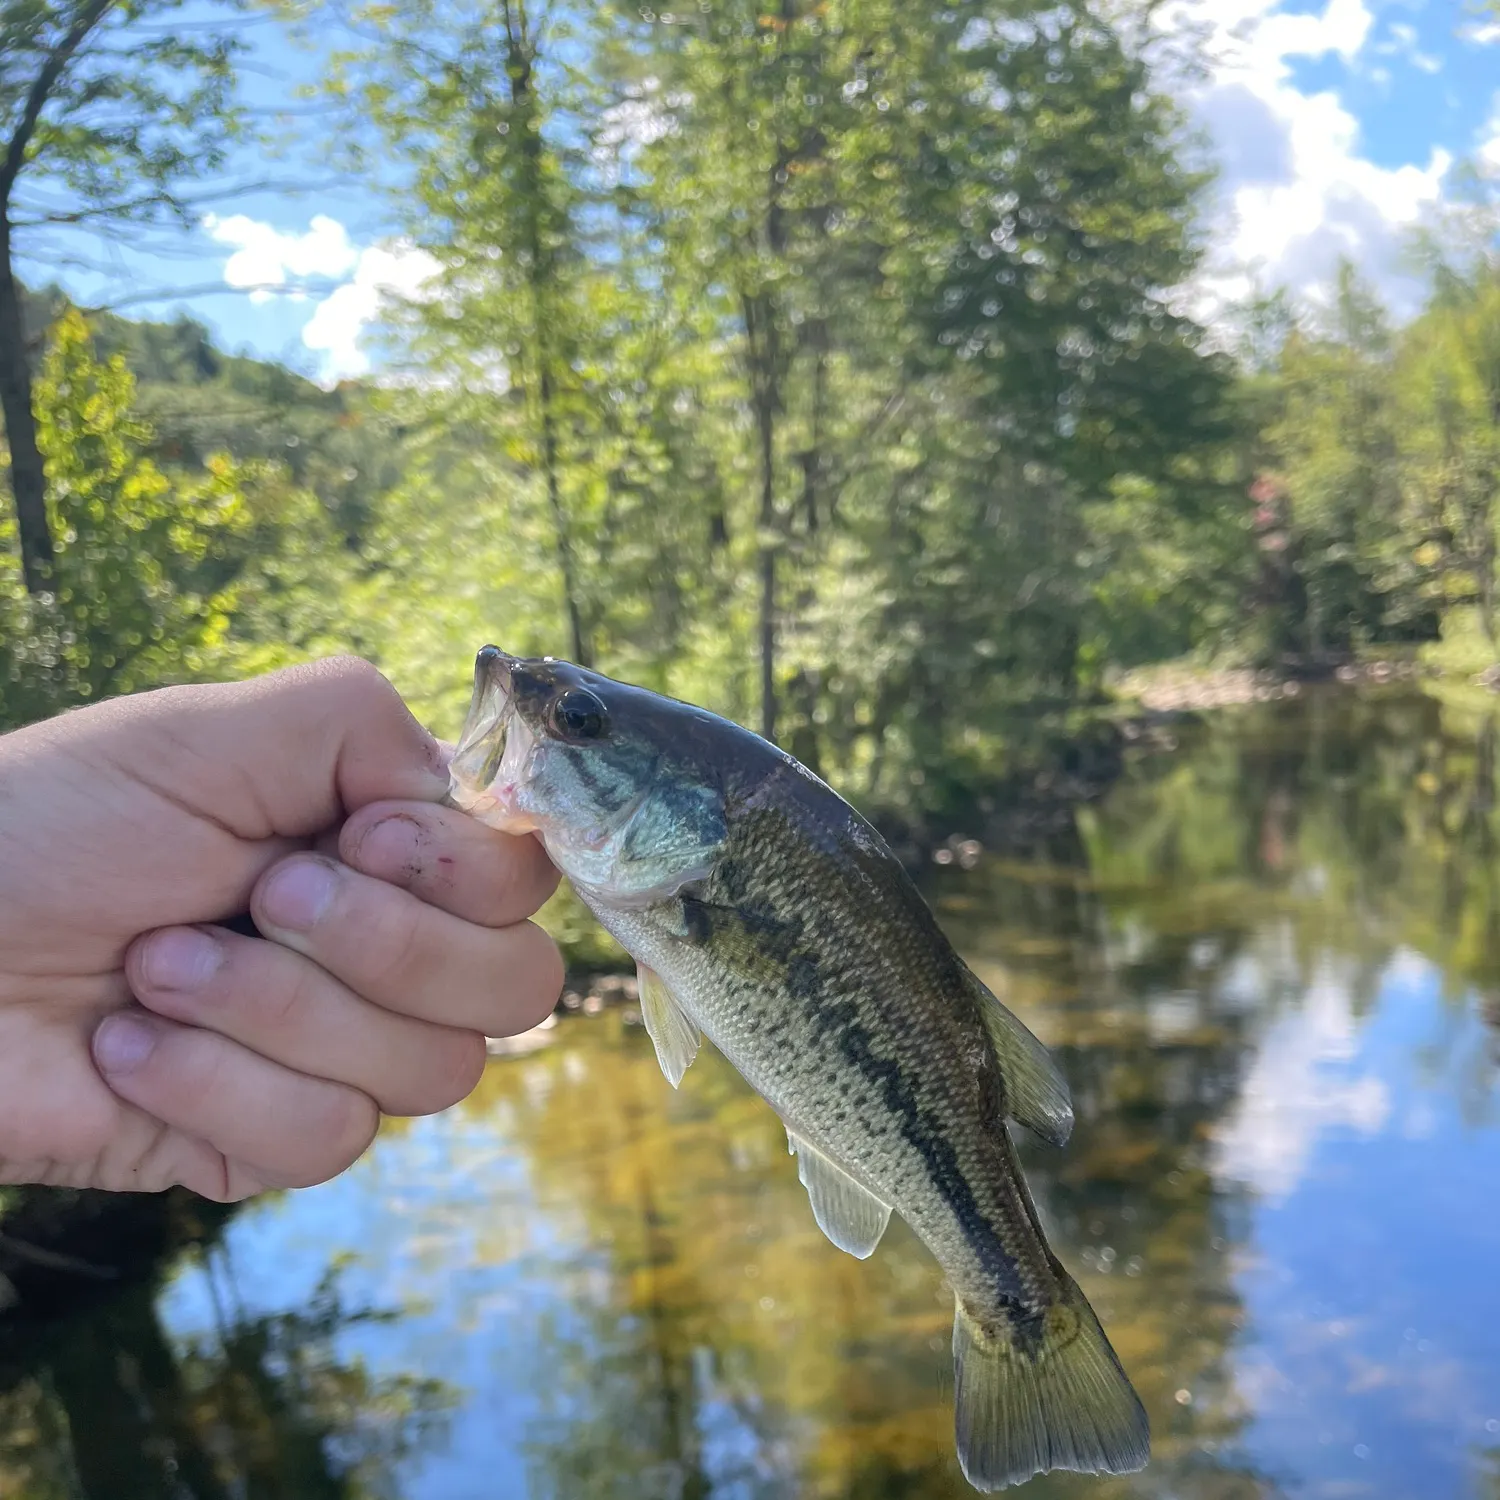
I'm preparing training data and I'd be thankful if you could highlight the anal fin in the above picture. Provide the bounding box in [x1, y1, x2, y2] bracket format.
[968, 970, 1074, 1147]
[786, 1130, 892, 1259]
[638, 964, 700, 1087]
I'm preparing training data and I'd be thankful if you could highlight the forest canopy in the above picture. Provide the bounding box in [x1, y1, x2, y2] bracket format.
[1, 0, 1499, 814]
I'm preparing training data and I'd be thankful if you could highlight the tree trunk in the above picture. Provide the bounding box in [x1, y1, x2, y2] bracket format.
[0, 215, 54, 593]
[503, 1, 590, 668]
[539, 363, 589, 666]
[754, 357, 777, 744]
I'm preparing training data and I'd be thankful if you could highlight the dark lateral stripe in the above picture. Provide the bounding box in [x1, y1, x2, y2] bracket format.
[810, 987, 1029, 1310]
[722, 807, 1035, 1317]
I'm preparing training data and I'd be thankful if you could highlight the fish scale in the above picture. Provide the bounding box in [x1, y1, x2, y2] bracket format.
[448, 645, 1151, 1491]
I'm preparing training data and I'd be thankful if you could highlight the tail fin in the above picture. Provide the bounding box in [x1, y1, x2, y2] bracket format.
[952, 1275, 1150, 1491]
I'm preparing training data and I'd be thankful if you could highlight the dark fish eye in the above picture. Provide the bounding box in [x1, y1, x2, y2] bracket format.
[549, 688, 609, 742]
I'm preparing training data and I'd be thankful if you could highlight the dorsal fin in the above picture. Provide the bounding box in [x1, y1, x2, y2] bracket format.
[967, 969, 1074, 1146]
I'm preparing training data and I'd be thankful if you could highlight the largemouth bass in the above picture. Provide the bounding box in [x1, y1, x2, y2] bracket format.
[448, 646, 1150, 1491]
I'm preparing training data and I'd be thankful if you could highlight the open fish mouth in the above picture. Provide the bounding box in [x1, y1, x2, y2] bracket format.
[446, 646, 541, 832]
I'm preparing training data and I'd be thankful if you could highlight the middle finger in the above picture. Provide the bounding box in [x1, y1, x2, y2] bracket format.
[126, 925, 487, 1118]
[249, 854, 563, 1031]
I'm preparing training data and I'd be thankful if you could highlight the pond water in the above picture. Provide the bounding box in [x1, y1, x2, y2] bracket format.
[3, 688, 1499, 1500]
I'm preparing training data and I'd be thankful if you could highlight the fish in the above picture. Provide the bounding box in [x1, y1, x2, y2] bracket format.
[447, 645, 1150, 1491]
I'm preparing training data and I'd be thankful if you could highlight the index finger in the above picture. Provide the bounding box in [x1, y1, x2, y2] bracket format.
[339, 800, 559, 927]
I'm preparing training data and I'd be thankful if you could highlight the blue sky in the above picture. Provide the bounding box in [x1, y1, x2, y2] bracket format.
[17, 0, 1500, 382]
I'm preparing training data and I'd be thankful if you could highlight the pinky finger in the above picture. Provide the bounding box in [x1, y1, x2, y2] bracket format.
[93, 1011, 378, 1194]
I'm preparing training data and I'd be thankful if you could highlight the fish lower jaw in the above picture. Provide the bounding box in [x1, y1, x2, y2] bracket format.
[448, 783, 542, 835]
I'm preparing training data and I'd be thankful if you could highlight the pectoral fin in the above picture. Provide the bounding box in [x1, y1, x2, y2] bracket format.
[638, 964, 700, 1087]
[968, 970, 1074, 1147]
[786, 1129, 892, 1259]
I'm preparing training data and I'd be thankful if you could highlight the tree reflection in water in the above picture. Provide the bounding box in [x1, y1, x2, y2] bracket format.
[2, 688, 1498, 1500]
[0, 1263, 453, 1499]
[491, 690, 1499, 1499]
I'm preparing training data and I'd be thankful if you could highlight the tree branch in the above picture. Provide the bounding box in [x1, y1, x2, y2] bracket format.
[83, 275, 352, 312]
[0, 0, 117, 208]
[11, 172, 353, 227]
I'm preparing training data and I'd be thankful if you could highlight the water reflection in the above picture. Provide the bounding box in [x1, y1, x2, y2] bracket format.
[0, 1264, 453, 1498]
[3, 688, 1499, 1498]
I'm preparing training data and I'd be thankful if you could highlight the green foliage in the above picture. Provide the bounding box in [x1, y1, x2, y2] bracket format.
[21, 283, 410, 548]
[1253, 267, 1410, 660]
[5, 3, 1498, 975]
[1393, 266, 1500, 642]
[1, 0, 244, 243]
[0, 308, 352, 728]
[1, 309, 244, 720]
[332, 0, 1235, 799]
[1251, 253, 1500, 670]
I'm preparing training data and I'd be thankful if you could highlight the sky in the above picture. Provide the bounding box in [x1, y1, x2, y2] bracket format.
[18, 0, 1500, 384]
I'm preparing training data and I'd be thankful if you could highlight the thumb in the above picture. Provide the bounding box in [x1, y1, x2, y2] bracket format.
[46, 657, 449, 841]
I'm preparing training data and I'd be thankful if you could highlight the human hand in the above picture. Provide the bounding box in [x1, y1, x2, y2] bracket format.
[0, 658, 561, 1200]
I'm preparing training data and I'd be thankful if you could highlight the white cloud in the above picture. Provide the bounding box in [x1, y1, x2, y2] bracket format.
[1379, 19, 1442, 71]
[203, 213, 359, 303]
[203, 212, 440, 382]
[302, 240, 441, 381]
[1170, 0, 1452, 321]
[1458, 19, 1500, 45]
[1482, 94, 1500, 171]
[1212, 963, 1392, 1202]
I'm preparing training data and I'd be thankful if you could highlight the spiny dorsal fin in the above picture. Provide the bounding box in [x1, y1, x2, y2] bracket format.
[968, 970, 1074, 1147]
[637, 964, 700, 1088]
[786, 1129, 892, 1259]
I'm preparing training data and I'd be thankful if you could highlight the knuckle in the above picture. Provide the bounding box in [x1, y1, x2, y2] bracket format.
[373, 896, 431, 987]
[252, 956, 317, 1036]
[317, 656, 408, 723]
[431, 1030, 486, 1111]
[315, 654, 389, 695]
[271, 656, 403, 736]
[390, 1029, 486, 1117]
[287, 1088, 378, 1188]
[529, 924, 566, 1004]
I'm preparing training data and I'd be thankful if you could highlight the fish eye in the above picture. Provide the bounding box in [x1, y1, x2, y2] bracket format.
[548, 688, 609, 743]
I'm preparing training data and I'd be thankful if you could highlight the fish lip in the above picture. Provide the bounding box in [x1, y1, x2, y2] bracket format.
[475, 643, 516, 689]
[448, 645, 523, 820]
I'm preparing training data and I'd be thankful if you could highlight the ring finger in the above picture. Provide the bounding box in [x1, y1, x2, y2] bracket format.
[125, 924, 487, 1118]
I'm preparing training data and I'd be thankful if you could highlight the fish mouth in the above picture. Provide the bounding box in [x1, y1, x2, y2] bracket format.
[447, 646, 542, 833]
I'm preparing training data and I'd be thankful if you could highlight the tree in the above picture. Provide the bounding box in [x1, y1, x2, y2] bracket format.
[0, 0, 243, 592]
[332, 0, 615, 669]
[1394, 264, 1500, 645]
[337, 0, 1230, 778]
[617, 0, 1229, 762]
[1257, 265, 1408, 662]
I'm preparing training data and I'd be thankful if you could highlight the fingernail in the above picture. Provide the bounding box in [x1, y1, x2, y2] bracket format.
[141, 927, 221, 992]
[94, 1014, 158, 1075]
[260, 858, 338, 932]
